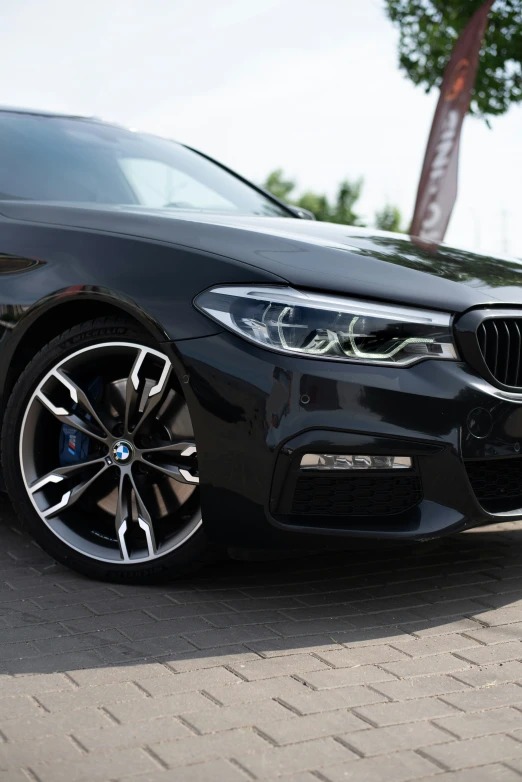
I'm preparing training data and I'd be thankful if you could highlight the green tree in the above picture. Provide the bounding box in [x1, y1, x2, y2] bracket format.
[263, 169, 295, 202]
[384, 0, 522, 119]
[331, 179, 365, 225]
[262, 170, 365, 226]
[375, 203, 403, 232]
[295, 191, 332, 222]
[263, 170, 403, 231]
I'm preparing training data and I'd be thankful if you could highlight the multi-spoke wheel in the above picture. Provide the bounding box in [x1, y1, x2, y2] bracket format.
[2, 317, 211, 582]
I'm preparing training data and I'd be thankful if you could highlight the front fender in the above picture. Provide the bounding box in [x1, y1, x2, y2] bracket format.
[0, 214, 286, 341]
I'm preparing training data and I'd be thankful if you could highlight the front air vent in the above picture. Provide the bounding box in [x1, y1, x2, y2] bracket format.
[289, 474, 423, 517]
[465, 457, 522, 513]
[477, 318, 522, 387]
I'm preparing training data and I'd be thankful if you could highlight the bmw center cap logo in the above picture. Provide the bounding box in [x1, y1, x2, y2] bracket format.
[113, 440, 133, 463]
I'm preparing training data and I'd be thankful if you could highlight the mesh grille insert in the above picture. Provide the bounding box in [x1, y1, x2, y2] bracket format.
[290, 474, 422, 517]
[466, 457, 522, 512]
[477, 318, 522, 387]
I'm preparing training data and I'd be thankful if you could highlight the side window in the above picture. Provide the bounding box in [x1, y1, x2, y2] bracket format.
[120, 158, 236, 211]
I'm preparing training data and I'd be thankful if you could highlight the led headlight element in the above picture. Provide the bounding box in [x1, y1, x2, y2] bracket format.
[300, 454, 412, 470]
[195, 286, 457, 366]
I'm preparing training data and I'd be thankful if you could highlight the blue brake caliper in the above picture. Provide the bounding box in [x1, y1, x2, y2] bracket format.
[58, 376, 102, 465]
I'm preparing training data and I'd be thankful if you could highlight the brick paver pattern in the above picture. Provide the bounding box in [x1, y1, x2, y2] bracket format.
[1, 494, 522, 781]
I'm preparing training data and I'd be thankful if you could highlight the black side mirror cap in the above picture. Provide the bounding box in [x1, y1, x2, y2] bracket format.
[289, 206, 316, 220]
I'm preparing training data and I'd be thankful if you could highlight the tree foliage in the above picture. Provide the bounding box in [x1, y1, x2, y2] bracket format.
[384, 0, 522, 118]
[263, 169, 295, 202]
[374, 203, 403, 232]
[263, 169, 403, 231]
[263, 169, 365, 225]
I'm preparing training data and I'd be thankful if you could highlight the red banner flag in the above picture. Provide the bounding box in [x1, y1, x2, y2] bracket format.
[410, 0, 494, 251]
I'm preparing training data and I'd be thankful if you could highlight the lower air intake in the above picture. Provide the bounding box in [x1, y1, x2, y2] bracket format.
[290, 474, 423, 517]
[465, 457, 522, 513]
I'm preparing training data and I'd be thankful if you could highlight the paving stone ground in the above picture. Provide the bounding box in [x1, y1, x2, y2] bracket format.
[1, 494, 522, 781]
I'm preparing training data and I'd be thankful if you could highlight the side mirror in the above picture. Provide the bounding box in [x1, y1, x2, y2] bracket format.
[289, 206, 316, 221]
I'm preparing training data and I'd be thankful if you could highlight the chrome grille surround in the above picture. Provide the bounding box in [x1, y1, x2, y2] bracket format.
[455, 309, 522, 391]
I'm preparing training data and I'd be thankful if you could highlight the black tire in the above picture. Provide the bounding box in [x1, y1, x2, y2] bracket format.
[2, 316, 213, 583]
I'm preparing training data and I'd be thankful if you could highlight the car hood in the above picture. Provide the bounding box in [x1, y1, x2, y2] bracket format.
[2, 201, 522, 314]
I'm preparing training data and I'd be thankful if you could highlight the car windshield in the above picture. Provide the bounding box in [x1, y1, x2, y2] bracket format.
[0, 111, 290, 217]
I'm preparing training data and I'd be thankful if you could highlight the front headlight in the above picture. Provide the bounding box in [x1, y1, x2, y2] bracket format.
[194, 286, 457, 366]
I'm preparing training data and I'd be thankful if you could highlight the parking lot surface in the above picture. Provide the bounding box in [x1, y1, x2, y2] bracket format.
[1, 495, 522, 781]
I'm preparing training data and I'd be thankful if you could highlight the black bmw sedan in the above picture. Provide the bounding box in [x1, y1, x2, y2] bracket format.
[0, 106, 520, 582]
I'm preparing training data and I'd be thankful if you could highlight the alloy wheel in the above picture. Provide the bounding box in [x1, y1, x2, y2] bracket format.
[19, 342, 202, 563]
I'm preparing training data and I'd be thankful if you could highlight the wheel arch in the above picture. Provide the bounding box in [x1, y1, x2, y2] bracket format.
[0, 286, 169, 424]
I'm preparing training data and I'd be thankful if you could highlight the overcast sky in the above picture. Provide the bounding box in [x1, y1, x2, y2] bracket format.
[2, 0, 521, 256]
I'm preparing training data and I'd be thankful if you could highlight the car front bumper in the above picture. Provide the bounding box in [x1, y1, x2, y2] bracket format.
[171, 331, 522, 549]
